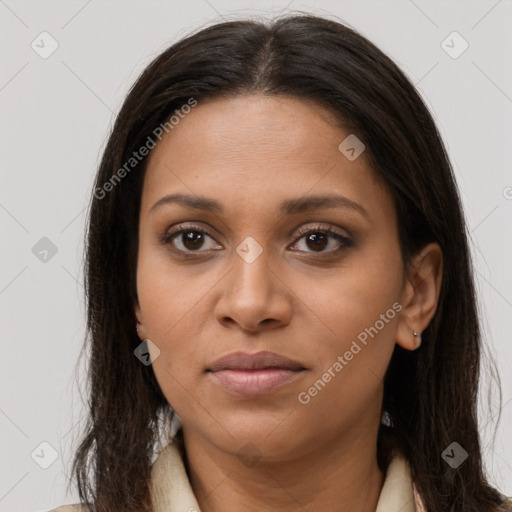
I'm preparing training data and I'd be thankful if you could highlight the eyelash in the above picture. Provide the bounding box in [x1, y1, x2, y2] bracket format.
[160, 222, 353, 257]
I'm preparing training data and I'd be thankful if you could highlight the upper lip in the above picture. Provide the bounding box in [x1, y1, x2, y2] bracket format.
[207, 351, 306, 372]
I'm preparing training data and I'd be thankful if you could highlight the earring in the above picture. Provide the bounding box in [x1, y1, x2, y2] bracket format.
[413, 330, 422, 348]
[381, 410, 393, 427]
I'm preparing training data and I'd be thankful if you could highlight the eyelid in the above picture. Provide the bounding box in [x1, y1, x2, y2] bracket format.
[292, 223, 352, 241]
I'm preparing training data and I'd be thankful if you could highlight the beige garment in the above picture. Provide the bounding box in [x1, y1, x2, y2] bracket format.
[49, 441, 430, 512]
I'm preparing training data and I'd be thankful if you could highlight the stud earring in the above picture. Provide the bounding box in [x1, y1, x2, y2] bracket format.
[413, 330, 422, 348]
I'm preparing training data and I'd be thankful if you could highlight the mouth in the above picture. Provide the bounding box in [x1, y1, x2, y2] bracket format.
[206, 351, 307, 398]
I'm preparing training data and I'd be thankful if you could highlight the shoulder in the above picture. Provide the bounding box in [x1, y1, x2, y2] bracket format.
[496, 497, 512, 511]
[46, 505, 89, 512]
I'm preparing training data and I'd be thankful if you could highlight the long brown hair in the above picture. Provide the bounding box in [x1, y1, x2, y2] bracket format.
[69, 13, 510, 512]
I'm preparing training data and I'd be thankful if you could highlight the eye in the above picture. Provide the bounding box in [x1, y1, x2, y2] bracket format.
[161, 224, 222, 253]
[290, 225, 353, 254]
[160, 223, 353, 256]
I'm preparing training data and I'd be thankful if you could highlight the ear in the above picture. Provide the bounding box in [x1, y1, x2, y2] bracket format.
[396, 242, 443, 351]
[134, 301, 145, 340]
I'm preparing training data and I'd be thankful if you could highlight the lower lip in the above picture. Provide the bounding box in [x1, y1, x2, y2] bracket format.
[209, 368, 304, 398]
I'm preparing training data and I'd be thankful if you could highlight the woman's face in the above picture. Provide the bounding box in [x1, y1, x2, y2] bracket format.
[134, 94, 407, 460]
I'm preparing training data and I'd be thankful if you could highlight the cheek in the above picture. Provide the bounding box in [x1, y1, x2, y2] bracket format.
[136, 238, 217, 341]
[293, 249, 402, 409]
[135, 245, 229, 414]
[303, 247, 403, 349]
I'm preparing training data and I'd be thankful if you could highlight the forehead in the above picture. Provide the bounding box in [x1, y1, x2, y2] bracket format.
[147, 94, 346, 167]
[141, 94, 391, 220]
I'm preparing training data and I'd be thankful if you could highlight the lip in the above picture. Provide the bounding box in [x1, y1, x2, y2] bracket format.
[207, 350, 305, 372]
[207, 351, 306, 398]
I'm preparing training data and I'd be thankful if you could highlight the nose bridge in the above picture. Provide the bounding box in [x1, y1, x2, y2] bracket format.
[214, 236, 292, 331]
[230, 237, 274, 306]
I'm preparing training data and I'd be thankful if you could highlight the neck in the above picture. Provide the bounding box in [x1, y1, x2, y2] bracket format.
[182, 425, 385, 512]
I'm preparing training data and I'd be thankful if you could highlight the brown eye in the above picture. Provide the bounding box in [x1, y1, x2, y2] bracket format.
[303, 232, 329, 252]
[162, 225, 222, 253]
[291, 226, 352, 254]
[177, 230, 207, 251]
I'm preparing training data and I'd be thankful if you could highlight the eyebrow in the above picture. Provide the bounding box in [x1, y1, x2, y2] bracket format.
[149, 193, 369, 219]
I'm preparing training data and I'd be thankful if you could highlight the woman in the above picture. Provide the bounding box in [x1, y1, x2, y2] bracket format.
[51, 13, 511, 512]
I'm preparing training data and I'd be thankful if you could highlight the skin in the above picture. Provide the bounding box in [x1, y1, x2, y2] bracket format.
[134, 94, 443, 512]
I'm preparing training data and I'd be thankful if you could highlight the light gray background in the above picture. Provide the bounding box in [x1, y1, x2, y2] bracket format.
[1, 1, 511, 510]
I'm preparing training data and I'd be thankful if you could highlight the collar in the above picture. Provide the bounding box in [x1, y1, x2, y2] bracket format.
[150, 441, 426, 511]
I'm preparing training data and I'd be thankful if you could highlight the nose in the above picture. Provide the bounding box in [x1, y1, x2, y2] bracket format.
[213, 245, 293, 334]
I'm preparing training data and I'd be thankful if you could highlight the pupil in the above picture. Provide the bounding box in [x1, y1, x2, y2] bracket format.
[307, 233, 327, 251]
[183, 231, 204, 250]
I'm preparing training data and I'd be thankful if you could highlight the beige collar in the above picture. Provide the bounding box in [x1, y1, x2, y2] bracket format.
[150, 441, 426, 511]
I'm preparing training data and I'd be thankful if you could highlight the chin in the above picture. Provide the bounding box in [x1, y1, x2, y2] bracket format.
[211, 417, 305, 459]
